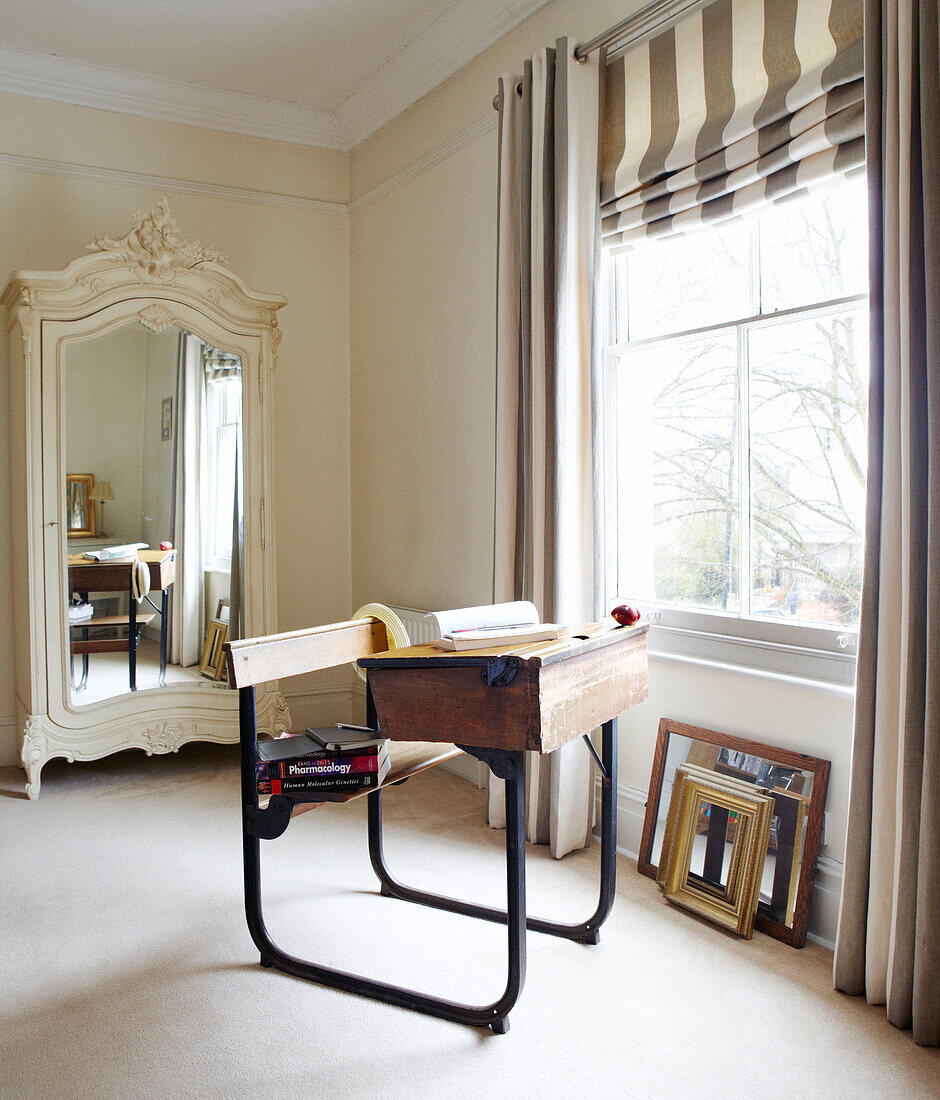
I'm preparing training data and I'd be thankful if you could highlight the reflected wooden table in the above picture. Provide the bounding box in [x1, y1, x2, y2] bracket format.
[67, 549, 176, 692]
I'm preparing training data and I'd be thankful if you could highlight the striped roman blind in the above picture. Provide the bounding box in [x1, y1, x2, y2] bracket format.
[600, 0, 863, 248]
[203, 346, 241, 383]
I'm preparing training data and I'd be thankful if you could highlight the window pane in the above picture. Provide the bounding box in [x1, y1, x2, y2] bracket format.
[759, 180, 868, 313]
[614, 222, 751, 342]
[748, 311, 868, 627]
[616, 334, 740, 611]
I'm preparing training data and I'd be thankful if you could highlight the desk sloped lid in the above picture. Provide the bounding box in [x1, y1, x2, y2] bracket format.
[358, 620, 648, 668]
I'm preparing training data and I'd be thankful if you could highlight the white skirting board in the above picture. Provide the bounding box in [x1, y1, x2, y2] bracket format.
[603, 779, 841, 949]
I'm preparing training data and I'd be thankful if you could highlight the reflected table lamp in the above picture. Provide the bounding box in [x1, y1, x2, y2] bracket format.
[89, 481, 115, 536]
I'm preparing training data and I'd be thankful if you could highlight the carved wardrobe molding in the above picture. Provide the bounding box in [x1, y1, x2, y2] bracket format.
[2, 197, 290, 797]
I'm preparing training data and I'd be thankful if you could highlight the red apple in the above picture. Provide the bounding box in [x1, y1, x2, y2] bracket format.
[611, 604, 641, 627]
[159, 541, 173, 551]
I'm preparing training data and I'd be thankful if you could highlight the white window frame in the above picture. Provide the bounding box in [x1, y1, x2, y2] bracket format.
[601, 216, 866, 688]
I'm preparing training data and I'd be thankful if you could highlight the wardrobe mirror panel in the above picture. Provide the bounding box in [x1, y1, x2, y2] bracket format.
[63, 323, 242, 705]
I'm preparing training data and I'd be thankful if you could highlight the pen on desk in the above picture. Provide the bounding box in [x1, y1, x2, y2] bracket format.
[447, 623, 533, 633]
[334, 723, 374, 732]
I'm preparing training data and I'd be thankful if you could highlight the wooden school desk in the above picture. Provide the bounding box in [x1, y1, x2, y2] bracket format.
[230, 619, 648, 1033]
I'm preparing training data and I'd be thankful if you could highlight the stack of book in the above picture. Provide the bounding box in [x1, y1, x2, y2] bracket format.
[256, 725, 390, 799]
[68, 601, 95, 623]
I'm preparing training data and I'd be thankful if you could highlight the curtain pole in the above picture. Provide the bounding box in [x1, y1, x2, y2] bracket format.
[491, 0, 709, 109]
[573, 0, 710, 61]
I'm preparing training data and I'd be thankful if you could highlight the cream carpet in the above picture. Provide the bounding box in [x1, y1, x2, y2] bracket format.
[1, 745, 936, 1099]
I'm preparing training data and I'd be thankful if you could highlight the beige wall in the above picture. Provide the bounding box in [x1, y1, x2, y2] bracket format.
[0, 95, 353, 763]
[64, 325, 149, 543]
[347, 0, 854, 938]
[140, 327, 178, 552]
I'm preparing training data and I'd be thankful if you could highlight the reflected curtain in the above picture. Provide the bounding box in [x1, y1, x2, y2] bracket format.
[490, 39, 603, 858]
[833, 0, 939, 1047]
[169, 332, 204, 667]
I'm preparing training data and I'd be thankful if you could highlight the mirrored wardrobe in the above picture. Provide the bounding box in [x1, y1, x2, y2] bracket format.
[2, 197, 290, 796]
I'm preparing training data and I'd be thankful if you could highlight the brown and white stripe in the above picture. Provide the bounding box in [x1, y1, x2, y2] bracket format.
[600, 0, 863, 247]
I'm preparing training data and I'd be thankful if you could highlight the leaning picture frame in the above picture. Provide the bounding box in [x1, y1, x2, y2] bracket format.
[638, 718, 830, 947]
[661, 767, 774, 939]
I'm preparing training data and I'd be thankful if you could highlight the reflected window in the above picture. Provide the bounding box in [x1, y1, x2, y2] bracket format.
[203, 350, 242, 572]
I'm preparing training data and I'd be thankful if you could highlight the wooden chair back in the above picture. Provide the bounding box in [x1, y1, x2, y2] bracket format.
[223, 616, 390, 689]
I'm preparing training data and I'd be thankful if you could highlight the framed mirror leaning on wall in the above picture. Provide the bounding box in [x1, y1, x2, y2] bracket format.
[638, 718, 830, 947]
[2, 197, 290, 797]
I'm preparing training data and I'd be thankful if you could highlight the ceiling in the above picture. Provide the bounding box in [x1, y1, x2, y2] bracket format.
[0, 0, 550, 150]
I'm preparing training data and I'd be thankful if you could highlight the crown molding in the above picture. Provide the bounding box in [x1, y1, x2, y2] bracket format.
[0, 150, 347, 215]
[0, 0, 548, 152]
[335, 0, 549, 149]
[0, 44, 343, 149]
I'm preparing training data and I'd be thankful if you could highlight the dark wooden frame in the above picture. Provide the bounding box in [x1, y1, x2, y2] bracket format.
[638, 717, 830, 948]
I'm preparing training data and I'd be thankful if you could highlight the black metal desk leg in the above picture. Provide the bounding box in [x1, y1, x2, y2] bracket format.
[369, 718, 620, 945]
[239, 685, 527, 1032]
[158, 588, 168, 687]
[128, 591, 137, 692]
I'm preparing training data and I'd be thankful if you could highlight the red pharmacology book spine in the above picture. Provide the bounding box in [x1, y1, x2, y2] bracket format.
[255, 750, 388, 794]
[272, 755, 382, 779]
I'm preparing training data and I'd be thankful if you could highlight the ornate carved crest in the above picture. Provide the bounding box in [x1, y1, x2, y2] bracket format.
[137, 304, 176, 333]
[88, 195, 226, 282]
[21, 715, 47, 769]
[139, 721, 195, 755]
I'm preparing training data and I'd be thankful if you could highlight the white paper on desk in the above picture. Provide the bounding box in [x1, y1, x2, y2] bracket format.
[425, 601, 540, 637]
[81, 542, 148, 561]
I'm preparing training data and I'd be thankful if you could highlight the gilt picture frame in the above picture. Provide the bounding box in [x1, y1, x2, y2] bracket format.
[200, 619, 229, 680]
[661, 767, 774, 938]
[65, 473, 96, 538]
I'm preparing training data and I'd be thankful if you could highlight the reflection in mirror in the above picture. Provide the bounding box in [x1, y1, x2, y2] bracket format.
[66, 474, 95, 536]
[639, 719, 830, 947]
[64, 323, 242, 706]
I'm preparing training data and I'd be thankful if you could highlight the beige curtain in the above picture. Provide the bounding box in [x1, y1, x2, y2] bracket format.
[490, 39, 603, 858]
[601, 0, 863, 247]
[833, 0, 939, 1048]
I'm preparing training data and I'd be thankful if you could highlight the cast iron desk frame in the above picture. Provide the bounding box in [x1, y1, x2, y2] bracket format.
[239, 630, 645, 1034]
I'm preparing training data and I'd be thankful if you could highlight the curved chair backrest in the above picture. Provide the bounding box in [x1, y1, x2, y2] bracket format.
[223, 617, 390, 689]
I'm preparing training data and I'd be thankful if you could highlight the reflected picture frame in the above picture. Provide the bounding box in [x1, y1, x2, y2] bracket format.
[200, 619, 229, 680]
[65, 473, 96, 537]
[639, 718, 830, 947]
[161, 396, 173, 441]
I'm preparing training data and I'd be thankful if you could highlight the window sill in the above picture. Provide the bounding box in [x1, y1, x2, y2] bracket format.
[647, 622, 857, 691]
